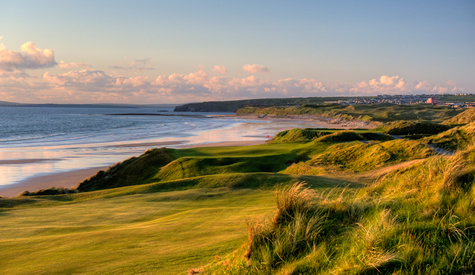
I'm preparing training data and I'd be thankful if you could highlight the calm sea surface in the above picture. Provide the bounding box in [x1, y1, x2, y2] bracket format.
[0, 106, 319, 190]
[0, 106, 234, 148]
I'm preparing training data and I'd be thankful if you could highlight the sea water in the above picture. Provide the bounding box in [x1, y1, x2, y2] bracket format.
[0, 106, 233, 148]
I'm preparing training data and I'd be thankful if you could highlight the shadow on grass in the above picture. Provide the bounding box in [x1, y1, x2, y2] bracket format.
[119, 173, 364, 197]
[0, 197, 38, 209]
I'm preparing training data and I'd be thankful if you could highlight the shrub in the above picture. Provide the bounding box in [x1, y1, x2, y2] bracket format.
[17, 187, 77, 197]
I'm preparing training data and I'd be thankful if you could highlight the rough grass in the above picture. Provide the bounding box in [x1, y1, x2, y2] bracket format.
[443, 108, 475, 125]
[425, 122, 475, 151]
[201, 142, 475, 274]
[375, 120, 452, 135]
[285, 139, 433, 174]
[270, 129, 394, 144]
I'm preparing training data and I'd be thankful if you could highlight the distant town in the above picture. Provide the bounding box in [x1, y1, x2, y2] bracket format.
[325, 93, 475, 108]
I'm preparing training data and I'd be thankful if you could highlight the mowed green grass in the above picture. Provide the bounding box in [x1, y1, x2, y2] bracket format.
[0, 188, 276, 274]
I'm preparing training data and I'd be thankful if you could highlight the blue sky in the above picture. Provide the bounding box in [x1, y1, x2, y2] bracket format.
[0, 1, 473, 103]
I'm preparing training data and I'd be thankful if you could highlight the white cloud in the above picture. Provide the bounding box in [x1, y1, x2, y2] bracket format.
[349, 75, 407, 94]
[242, 64, 270, 73]
[58, 61, 92, 70]
[43, 70, 115, 92]
[212, 65, 227, 74]
[413, 79, 464, 94]
[0, 42, 57, 71]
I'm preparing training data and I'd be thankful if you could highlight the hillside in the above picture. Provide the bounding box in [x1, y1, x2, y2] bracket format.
[173, 97, 358, 112]
[237, 103, 464, 123]
[443, 108, 475, 125]
[1, 120, 474, 274]
[0, 101, 21, 106]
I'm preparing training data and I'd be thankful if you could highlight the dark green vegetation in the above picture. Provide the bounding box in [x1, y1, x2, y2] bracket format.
[238, 103, 464, 123]
[272, 128, 395, 144]
[2, 119, 475, 274]
[174, 97, 360, 112]
[375, 121, 452, 135]
[78, 148, 175, 191]
[19, 186, 78, 196]
[439, 94, 475, 103]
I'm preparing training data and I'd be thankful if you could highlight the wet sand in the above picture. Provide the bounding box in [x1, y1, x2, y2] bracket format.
[0, 158, 62, 165]
[105, 141, 185, 148]
[0, 167, 108, 198]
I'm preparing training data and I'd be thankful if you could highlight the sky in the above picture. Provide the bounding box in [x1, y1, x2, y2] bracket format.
[0, 1, 474, 104]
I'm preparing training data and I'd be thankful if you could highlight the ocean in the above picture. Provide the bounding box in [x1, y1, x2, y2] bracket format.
[0, 106, 320, 192]
[0, 106, 234, 148]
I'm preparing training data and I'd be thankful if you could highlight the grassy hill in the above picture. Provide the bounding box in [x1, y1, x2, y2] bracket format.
[174, 97, 363, 112]
[443, 108, 475, 125]
[237, 103, 465, 123]
[202, 144, 475, 274]
[1, 122, 474, 274]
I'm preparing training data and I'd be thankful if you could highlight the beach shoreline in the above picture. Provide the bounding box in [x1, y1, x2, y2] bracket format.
[0, 115, 376, 198]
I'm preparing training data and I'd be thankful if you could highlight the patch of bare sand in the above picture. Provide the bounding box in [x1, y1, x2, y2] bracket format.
[0, 167, 108, 197]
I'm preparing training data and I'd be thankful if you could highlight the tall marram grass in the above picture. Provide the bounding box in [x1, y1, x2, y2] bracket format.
[243, 183, 327, 271]
[201, 141, 475, 274]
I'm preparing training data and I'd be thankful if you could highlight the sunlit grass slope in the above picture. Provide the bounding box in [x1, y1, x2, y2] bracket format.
[202, 143, 475, 274]
[426, 122, 475, 151]
[443, 108, 475, 125]
[0, 188, 275, 274]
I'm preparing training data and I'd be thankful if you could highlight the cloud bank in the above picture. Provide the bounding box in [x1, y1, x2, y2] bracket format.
[0, 42, 57, 71]
[0, 39, 466, 104]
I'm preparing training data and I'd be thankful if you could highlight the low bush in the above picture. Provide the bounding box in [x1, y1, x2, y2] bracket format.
[17, 187, 78, 197]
